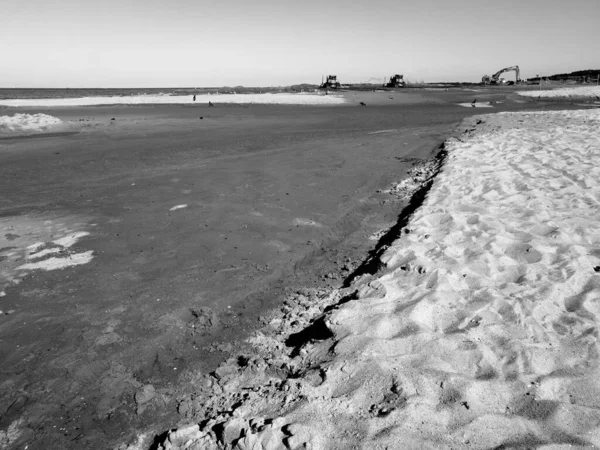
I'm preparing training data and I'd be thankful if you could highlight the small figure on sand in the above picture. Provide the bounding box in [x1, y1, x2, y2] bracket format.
[193, 94, 196, 102]
[471, 99, 477, 107]
[209, 101, 214, 107]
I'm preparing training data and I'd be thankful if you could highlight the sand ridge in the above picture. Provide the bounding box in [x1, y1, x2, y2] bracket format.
[519, 85, 600, 100]
[152, 108, 600, 449]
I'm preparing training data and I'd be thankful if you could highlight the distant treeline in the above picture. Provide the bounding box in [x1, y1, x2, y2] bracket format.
[526, 69, 600, 83]
[548, 69, 600, 79]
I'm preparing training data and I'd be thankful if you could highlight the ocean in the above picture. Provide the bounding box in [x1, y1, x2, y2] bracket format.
[0, 86, 314, 100]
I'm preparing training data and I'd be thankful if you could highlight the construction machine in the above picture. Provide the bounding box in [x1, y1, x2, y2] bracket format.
[384, 74, 405, 88]
[482, 66, 521, 85]
[320, 75, 341, 89]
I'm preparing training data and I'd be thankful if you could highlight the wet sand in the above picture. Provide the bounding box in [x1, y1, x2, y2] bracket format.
[0, 89, 584, 449]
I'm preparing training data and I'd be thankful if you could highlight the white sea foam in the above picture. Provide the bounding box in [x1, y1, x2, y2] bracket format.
[52, 231, 90, 248]
[0, 113, 69, 137]
[292, 218, 323, 227]
[1, 221, 94, 292]
[17, 250, 94, 271]
[368, 129, 398, 134]
[0, 93, 346, 107]
[519, 85, 600, 99]
[18, 230, 94, 271]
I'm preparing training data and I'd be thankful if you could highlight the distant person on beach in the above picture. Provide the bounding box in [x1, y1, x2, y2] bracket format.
[209, 101, 214, 107]
[193, 94, 196, 101]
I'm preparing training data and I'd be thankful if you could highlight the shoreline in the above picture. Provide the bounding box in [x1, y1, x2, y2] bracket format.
[1, 100, 467, 450]
[150, 107, 600, 450]
[0, 93, 347, 108]
[141, 131, 452, 450]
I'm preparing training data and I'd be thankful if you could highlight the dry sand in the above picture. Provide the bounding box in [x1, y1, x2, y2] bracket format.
[519, 85, 600, 100]
[152, 108, 600, 450]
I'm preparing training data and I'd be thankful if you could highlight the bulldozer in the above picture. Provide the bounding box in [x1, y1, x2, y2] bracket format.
[320, 75, 341, 89]
[384, 74, 405, 88]
[482, 66, 521, 85]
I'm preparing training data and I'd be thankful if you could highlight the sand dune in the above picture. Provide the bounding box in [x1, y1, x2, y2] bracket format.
[151, 108, 600, 449]
[519, 85, 600, 99]
[0, 93, 346, 107]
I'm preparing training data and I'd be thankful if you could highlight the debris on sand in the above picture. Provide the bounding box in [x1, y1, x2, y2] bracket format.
[382, 158, 440, 201]
[457, 101, 492, 108]
[134, 385, 156, 415]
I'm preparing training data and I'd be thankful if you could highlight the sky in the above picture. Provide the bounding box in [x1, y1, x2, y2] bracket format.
[1, 0, 598, 87]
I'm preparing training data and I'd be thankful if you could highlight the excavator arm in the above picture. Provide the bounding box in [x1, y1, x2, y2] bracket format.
[482, 66, 521, 85]
[491, 65, 520, 82]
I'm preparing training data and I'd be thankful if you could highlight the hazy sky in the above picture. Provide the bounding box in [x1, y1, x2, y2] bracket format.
[2, 0, 598, 87]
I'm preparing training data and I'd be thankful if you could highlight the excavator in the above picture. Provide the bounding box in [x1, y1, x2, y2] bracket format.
[320, 75, 341, 89]
[384, 74, 405, 88]
[482, 66, 521, 85]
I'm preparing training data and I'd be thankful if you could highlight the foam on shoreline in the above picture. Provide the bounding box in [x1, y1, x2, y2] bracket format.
[151, 108, 600, 450]
[0, 93, 346, 107]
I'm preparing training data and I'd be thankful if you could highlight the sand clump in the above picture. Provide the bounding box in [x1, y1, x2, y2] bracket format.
[142, 108, 600, 449]
[0, 113, 76, 137]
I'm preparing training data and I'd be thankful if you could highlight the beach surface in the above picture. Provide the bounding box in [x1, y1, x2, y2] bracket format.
[153, 107, 600, 450]
[0, 88, 593, 449]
